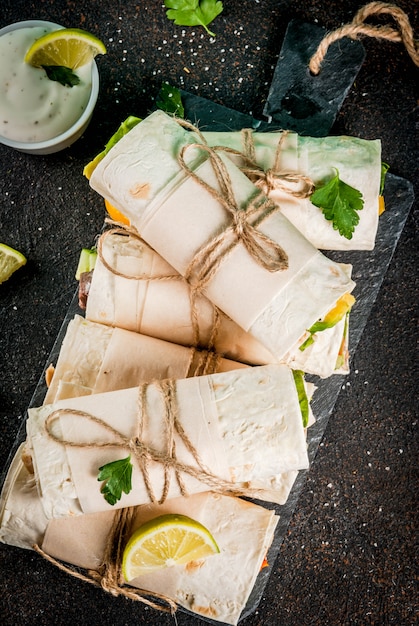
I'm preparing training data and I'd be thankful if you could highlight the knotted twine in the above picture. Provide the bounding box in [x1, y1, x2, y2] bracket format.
[95, 224, 222, 359]
[35, 377, 267, 608]
[174, 118, 289, 291]
[238, 128, 315, 198]
[309, 2, 419, 75]
[33, 505, 177, 614]
[43, 378, 261, 505]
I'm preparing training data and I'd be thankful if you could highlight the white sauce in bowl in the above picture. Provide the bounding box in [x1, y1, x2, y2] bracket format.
[0, 26, 93, 143]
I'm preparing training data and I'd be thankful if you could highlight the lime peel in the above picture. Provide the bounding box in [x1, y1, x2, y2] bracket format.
[24, 28, 107, 70]
[0, 243, 27, 285]
[122, 513, 220, 581]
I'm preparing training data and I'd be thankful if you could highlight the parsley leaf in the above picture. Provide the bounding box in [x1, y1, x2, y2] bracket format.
[97, 456, 133, 506]
[310, 169, 364, 240]
[42, 65, 80, 88]
[164, 0, 224, 37]
[156, 82, 185, 117]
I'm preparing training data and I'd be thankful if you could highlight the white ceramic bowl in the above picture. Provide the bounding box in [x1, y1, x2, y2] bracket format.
[0, 20, 99, 155]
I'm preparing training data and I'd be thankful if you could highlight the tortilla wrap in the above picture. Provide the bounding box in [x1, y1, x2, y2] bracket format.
[26, 364, 310, 519]
[0, 466, 277, 626]
[85, 231, 352, 377]
[44, 314, 248, 404]
[202, 130, 382, 250]
[86, 231, 276, 366]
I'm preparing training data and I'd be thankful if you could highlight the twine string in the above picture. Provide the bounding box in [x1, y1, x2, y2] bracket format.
[43, 379, 261, 504]
[177, 141, 288, 294]
[174, 117, 289, 286]
[239, 129, 315, 197]
[94, 225, 226, 360]
[309, 2, 419, 75]
[33, 504, 177, 611]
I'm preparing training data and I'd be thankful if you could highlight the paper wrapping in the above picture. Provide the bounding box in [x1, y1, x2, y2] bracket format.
[202, 130, 382, 250]
[26, 364, 309, 519]
[0, 445, 48, 550]
[44, 314, 248, 404]
[42, 492, 278, 626]
[89, 111, 355, 360]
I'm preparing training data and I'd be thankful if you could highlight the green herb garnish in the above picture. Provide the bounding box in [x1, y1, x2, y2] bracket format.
[292, 370, 309, 428]
[97, 456, 133, 506]
[310, 169, 364, 240]
[156, 82, 185, 117]
[164, 0, 224, 37]
[42, 65, 80, 87]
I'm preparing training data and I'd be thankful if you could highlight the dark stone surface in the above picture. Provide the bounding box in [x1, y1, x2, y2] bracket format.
[0, 1, 418, 625]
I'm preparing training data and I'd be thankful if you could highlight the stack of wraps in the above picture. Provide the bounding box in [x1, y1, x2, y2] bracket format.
[88, 111, 355, 361]
[1, 109, 384, 624]
[2, 364, 308, 625]
[83, 230, 353, 377]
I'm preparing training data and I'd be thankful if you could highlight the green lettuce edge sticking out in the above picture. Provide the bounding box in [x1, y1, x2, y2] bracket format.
[83, 115, 142, 180]
[292, 370, 310, 428]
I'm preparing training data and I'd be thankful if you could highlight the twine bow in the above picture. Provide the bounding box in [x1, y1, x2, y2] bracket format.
[33, 505, 178, 613]
[174, 119, 289, 293]
[238, 128, 315, 198]
[309, 2, 419, 75]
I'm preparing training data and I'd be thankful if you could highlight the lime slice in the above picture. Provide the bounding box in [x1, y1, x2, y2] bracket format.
[25, 28, 106, 70]
[0, 243, 27, 284]
[122, 514, 220, 581]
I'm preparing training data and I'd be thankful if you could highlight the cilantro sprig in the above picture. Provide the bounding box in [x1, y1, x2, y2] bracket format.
[97, 456, 133, 506]
[310, 169, 364, 240]
[156, 83, 185, 117]
[42, 65, 80, 88]
[164, 0, 224, 37]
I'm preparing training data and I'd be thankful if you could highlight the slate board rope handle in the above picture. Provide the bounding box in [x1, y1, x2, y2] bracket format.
[309, 2, 419, 75]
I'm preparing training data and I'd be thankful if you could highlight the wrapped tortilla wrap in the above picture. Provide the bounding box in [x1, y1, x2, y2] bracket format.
[202, 130, 382, 250]
[0, 467, 277, 626]
[89, 111, 355, 361]
[26, 364, 309, 519]
[85, 231, 352, 377]
[44, 315, 312, 505]
[86, 231, 276, 366]
[44, 314, 248, 404]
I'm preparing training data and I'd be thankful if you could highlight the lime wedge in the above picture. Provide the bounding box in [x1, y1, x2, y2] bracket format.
[122, 514, 220, 581]
[0, 243, 27, 284]
[25, 28, 106, 70]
